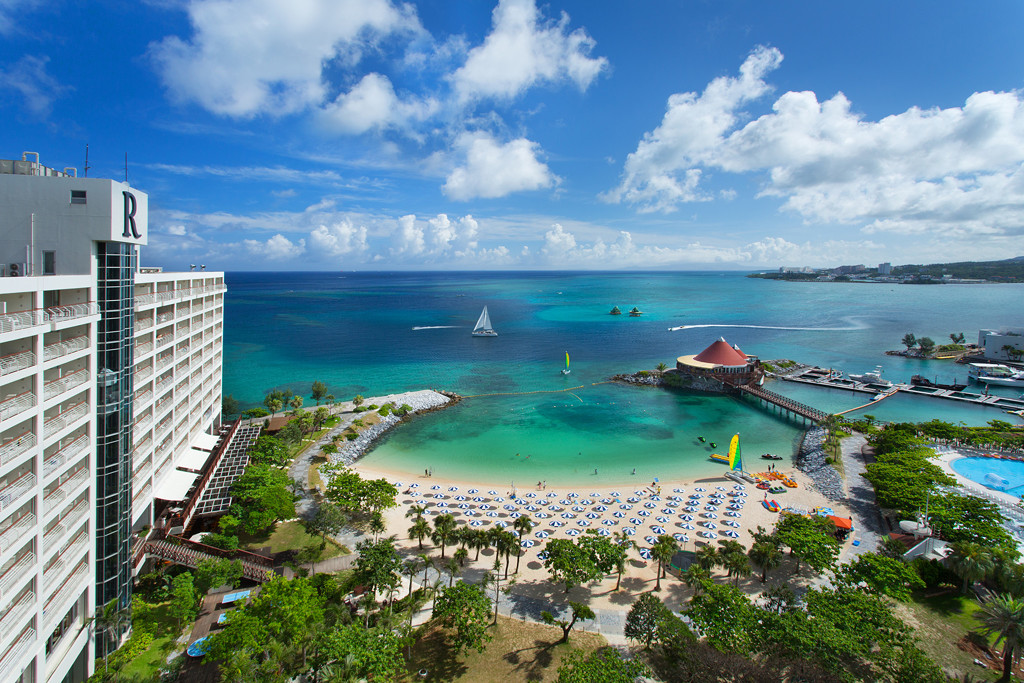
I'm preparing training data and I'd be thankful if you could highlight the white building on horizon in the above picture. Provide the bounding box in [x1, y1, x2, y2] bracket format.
[978, 329, 1024, 364]
[0, 152, 224, 682]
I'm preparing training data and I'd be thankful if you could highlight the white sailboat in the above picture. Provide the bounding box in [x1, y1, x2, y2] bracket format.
[471, 306, 497, 337]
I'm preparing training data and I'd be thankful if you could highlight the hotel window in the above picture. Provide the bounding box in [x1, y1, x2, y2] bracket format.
[70, 190, 87, 204]
[43, 250, 56, 275]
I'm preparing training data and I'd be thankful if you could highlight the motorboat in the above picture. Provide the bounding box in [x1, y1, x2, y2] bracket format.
[968, 363, 1024, 387]
[760, 453, 783, 460]
[910, 375, 967, 391]
[848, 366, 892, 386]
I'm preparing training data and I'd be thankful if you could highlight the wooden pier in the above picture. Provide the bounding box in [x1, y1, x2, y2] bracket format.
[735, 384, 830, 424]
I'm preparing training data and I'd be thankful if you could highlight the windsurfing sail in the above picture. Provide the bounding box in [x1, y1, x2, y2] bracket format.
[471, 306, 497, 336]
[565, 352, 570, 370]
[728, 434, 742, 471]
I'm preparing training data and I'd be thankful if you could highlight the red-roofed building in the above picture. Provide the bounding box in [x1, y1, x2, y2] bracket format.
[676, 337, 764, 386]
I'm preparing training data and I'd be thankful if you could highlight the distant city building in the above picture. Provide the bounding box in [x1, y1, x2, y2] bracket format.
[778, 266, 815, 274]
[833, 264, 866, 275]
[878, 262, 892, 275]
[0, 152, 224, 682]
[978, 329, 1024, 362]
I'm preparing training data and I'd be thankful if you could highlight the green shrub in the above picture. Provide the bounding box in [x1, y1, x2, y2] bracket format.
[637, 370, 650, 377]
[367, 404, 379, 410]
[345, 432, 359, 441]
[353, 406, 367, 413]
[377, 404, 391, 416]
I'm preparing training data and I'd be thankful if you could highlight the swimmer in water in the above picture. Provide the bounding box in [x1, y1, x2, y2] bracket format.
[632, 468, 636, 475]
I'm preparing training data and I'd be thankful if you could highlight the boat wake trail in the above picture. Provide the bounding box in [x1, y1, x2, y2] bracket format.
[668, 320, 867, 332]
[412, 326, 460, 330]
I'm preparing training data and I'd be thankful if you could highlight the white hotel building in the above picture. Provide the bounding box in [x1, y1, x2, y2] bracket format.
[0, 153, 225, 682]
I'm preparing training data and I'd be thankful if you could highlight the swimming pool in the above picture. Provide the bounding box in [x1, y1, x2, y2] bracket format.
[951, 457, 1024, 498]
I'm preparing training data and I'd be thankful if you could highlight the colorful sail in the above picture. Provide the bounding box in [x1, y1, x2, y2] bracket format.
[565, 352, 570, 370]
[728, 434, 742, 471]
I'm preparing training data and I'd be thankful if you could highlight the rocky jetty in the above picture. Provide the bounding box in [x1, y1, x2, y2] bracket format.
[794, 427, 844, 500]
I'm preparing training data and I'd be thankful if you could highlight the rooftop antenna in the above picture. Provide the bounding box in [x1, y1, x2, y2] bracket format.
[84, 144, 90, 178]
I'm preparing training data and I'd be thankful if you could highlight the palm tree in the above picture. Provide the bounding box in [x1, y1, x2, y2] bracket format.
[418, 553, 434, 588]
[695, 545, 720, 570]
[724, 552, 751, 586]
[748, 540, 783, 583]
[431, 513, 457, 558]
[656, 362, 668, 372]
[289, 395, 304, 414]
[468, 528, 488, 562]
[267, 398, 283, 419]
[406, 504, 426, 521]
[454, 547, 469, 568]
[89, 598, 130, 674]
[684, 564, 711, 596]
[401, 558, 420, 597]
[408, 517, 430, 550]
[445, 557, 461, 587]
[612, 531, 635, 591]
[977, 594, 1024, 682]
[651, 535, 678, 591]
[494, 530, 517, 578]
[513, 515, 534, 573]
[950, 541, 995, 594]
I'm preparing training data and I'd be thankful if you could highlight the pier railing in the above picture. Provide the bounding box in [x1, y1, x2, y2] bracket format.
[736, 384, 830, 423]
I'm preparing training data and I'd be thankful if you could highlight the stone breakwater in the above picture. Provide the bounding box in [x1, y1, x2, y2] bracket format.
[612, 370, 731, 393]
[795, 427, 845, 500]
[327, 390, 456, 468]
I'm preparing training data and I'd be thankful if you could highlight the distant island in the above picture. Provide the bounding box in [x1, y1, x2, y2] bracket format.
[748, 256, 1024, 283]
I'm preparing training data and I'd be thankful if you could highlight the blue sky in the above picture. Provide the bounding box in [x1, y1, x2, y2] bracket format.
[2, 0, 1023, 271]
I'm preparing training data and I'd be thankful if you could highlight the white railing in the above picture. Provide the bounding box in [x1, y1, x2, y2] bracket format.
[156, 334, 173, 348]
[0, 392, 34, 423]
[133, 389, 153, 412]
[0, 310, 38, 335]
[43, 303, 100, 324]
[0, 473, 35, 515]
[43, 369, 88, 401]
[43, 561, 87, 623]
[0, 512, 35, 556]
[43, 402, 88, 438]
[133, 481, 152, 505]
[43, 468, 87, 514]
[43, 335, 89, 362]
[0, 626, 35, 681]
[133, 284, 227, 309]
[0, 432, 34, 470]
[0, 550, 35, 598]
[43, 434, 89, 478]
[156, 311, 175, 324]
[156, 354, 173, 371]
[133, 459, 152, 484]
[135, 365, 153, 384]
[0, 351, 35, 377]
[43, 500, 86, 555]
[134, 413, 153, 433]
[0, 591, 34, 640]
[132, 432, 152, 455]
[44, 529, 88, 593]
[136, 316, 154, 331]
[135, 340, 153, 358]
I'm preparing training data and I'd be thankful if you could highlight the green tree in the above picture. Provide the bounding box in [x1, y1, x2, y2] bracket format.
[950, 332, 966, 345]
[401, 558, 420, 597]
[170, 572, 199, 631]
[90, 598, 130, 674]
[772, 512, 841, 574]
[901, 332, 917, 350]
[748, 539, 783, 583]
[309, 624, 406, 683]
[222, 394, 240, 418]
[624, 592, 672, 650]
[683, 563, 711, 595]
[543, 538, 602, 593]
[310, 381, 328, 405]
[230, 464, 297, 534]
[512, 514, 534, 573]
[352, 394, 364, 407]
[195, 558, 244, 595]
[368, 512, 386, 541]
[353, 538, 401, 611]
[263, 389, 287, 417]
[542, 601, 595, 644]
[695, 544, 720, 570]
[977, 594, 1024, 683]
[431, 581, 493, 654]
[408, 516, 431, 550]
[555, 648, 651, 683]
[289, 395, 304, 414]
[835, 552, 925, 602]
[323, 467, 397, 516]
[685, 583, 756, 654]
[651, 534, 678, 591]
[302, 501, 348, 551]
[930, 492, 1017, 553]
[723, 550, 752, 586]
[431, 513, 457, 559]
[491, 528, 518, 578]
[248, 435, 290, 467]
[917, 336, 936, 356]
[949, 541, 995, 594]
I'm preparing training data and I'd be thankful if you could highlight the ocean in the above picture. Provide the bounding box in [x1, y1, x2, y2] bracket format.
[223, 271, 1024, 485]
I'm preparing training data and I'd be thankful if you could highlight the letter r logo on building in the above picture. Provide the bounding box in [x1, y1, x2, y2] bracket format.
[123, 191, 141, 239]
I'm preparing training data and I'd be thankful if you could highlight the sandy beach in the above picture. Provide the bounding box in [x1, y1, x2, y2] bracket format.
[351, 459, 854, 614]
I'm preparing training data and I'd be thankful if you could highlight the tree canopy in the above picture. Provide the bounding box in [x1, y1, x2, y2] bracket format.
[323, 466, 398, 516]
[229, 464, 296, 535]
[431, 581, 493, 654]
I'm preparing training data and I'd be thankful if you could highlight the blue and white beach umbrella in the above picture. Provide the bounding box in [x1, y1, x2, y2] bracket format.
[566, 529, 580, 537]
[638, 510, 651, 517]
[680, 514, 693, 521]
[673, 533, 688, 542]
[458, 503, 470, 509]
[468, 488, 478, 494]
[470, 520, 484, 527]
[602, 519, 617, 526]
[536, 512, 549, 519]
[561, 512, 575, 519]
[639, 548, 652, 559]
[522, 539, 535, 548]
[613, 511, 625, 518]
[630, 517, 643, 525]
[681, 523, 695, 530]
[623, 527, 636, 536]
[577, 520, 590, 527]
[551, 521, 563, 527]
[651, 526, 665, 534]
[656, 516, 669, 523]
[586, 512, 599, 519]
[619, 504, 633, 510]
[487, 511, 498, 517]
[497, 521, 508, 528]
[572, 505, 585, 512]
[449, 486, 458, 492]
[535, 530, 550, 538]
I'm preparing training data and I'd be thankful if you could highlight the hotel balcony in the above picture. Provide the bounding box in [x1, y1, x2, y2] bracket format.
[43, 401, 88, 440]
[155, 416, 173, 440]
[0, 350, 35, 378]
[0, 302, 99, 336]
[136, 316, 154, 332]
[133, 388, 153, 413]
[156, 333, 173, 349]
[0, 511, 35, 559]
[0, 472, 36, 517]
[44, 529, 88, 593]
[0, 626, 35, 682]
[0, 392, 35, 424]
[156, 311, 175, 325]
[43, 467, 88, 516]
[43, 335, 88, 363]
[134, 412, 153, 434]
[0, 590, 35, 649]
[133, 458, 152, 484]
[43, 434, 88, 479]
[135, 361, 154, 381]
[0, 549, 35, 601]
[43, 499, 87, 555]
[156, 353, 173, 371]
[135, 340, 154, 358]
[43, 369, 88, 401]
[43, 560, 87, 628]
[0, 432, 34, 471]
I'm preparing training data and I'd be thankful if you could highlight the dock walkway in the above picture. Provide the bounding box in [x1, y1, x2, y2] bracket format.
[735, 384, 830, 423]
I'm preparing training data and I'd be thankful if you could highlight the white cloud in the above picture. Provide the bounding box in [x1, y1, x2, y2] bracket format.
[150, 0, 419, 117]
[166, 224, 187, 236]
[605, 45, 782, 212]
[0, 0, 39, 35]
[0, 55, 70, 116]
[609, 46, 1024, 241]
[309, 218, 368, 256]
[389, 213, 485, 260]
[443, 131, 558, 200]
[244, 233, 306, 259]
[317, 72, 437, 134]
[453, 0, 607, 103]
[392, 214, 425, 256]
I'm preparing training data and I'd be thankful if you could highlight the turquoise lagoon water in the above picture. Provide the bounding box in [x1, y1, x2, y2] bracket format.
[951, 457, 1024, 498]
[223, 272, 1024, 484]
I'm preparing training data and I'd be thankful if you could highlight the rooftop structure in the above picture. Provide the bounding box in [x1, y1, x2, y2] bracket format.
[676, 337, 764, 386]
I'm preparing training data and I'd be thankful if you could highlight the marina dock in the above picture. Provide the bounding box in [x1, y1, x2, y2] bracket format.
[775, 366, 1024, 414]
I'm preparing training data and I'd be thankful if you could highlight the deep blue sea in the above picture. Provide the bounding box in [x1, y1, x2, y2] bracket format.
[223, 271, 1024, 484]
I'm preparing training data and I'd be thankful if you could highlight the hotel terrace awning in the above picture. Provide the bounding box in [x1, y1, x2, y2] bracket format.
[176, 448, 211, 473]
[192, 432, 221, 451]
[154, 469, 200, 502]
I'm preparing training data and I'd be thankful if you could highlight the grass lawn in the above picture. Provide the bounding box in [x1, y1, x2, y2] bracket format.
[238, 520, 348, 559]
[402, 615, 607, 682]
[118, 601, 184, 680]
[896, 590, 1002, 681]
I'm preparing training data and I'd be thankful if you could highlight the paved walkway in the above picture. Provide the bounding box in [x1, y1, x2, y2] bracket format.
[838, 434, 887, 560]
